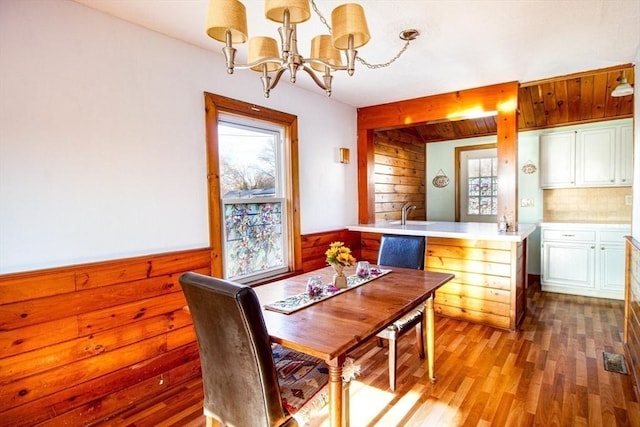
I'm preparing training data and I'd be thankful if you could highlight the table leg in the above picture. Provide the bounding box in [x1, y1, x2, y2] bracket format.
[425, 293, 437, 383]
[328, 359, 345, 427]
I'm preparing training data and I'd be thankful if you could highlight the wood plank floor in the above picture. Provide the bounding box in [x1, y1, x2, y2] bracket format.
[91, 283, 640, 426]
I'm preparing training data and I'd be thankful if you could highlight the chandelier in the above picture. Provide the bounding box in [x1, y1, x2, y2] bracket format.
[206, 0, 417, 97]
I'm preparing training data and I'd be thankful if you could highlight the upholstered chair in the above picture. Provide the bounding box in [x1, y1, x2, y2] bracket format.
[180, 272, 330, 427]
[375, 234, 426, 391]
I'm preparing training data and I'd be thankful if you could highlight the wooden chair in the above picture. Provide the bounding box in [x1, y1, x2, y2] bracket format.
[180, 272, 330, 427]
[375, 234, 426, 391]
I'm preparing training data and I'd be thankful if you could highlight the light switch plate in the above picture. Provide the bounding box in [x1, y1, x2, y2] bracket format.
[625, 195, 633, 205]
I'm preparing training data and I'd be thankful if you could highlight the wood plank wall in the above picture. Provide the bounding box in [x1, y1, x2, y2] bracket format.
[426, 237, 525, 330]
[374, 131, 426, 222]
[625, 237, 640, 398]
[301, 229, 361, 272]
[0, 229, 352, 425]
[0, 248, 211, 426]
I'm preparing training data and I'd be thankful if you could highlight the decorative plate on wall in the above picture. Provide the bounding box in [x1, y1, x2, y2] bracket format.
[432, 169, 450, 188]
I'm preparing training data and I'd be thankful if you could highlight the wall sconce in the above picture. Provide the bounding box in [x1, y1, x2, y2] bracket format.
[339, 147, 350, 164]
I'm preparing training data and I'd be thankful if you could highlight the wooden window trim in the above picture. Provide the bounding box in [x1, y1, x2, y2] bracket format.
[204, 93, 302, 278]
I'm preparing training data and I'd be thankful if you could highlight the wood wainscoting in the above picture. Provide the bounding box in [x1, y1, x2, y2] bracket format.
[625, 237, 640, 399]
[301, 229, 361, 272]
[0, 248, 211, 426]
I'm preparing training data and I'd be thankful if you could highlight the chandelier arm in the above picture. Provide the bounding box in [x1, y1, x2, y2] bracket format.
[301, 65, 329, 91]
[266, 68, 287, 92]
[231, 58, 285, 71]
[305, 58, 347, 72]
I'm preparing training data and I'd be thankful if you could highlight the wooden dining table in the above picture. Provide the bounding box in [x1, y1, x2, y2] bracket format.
[253, 265, 454, 427]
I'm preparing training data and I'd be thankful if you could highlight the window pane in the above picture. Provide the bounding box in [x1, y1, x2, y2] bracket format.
[218, 123, 279, 198]
[466, 155, 498, 217]
[223, 201, 285, 280]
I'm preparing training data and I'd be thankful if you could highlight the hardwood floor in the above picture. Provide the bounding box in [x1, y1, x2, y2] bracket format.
[91, 283, 640, 426]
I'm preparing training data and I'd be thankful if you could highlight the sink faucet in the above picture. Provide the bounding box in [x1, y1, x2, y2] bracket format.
[401, 202, 416, 225]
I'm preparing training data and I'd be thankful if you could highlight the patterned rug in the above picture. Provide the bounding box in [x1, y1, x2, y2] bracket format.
[272, 344, 329, 415]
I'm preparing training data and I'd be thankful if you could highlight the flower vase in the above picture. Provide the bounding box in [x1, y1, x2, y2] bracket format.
[332, 264, 348, 289]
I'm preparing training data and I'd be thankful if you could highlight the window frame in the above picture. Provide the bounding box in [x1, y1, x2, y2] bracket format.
[204, 93, 302, 282]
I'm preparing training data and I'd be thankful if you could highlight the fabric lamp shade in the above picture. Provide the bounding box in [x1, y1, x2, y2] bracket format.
[248, 37, 281, 72]
[331, 3, 370, 50]
[310, 35, 344, 72]
[206, 0, 248, 44]
[265, 0, 310, 23]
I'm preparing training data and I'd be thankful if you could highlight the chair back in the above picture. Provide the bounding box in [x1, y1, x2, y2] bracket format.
[377, 234, 425, 270]
[179, 272, 291, 427]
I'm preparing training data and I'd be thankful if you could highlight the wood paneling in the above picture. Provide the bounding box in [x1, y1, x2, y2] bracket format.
[0, 249, 211, 427]
[625, 237, 640, 399]
[426, 236, 526, 330]
[300, 229, 361, 272]
[373, 132, 426, 222]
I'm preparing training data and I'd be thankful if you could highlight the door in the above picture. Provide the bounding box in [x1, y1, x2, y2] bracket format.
[459, 147, 498, 223]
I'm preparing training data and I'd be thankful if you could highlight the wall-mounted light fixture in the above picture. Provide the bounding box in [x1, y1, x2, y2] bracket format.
[339, 147, 350, 164]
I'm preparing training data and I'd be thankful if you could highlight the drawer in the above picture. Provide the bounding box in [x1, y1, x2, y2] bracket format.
[542, 229, 596, 242]
[600, 230, 630, 243]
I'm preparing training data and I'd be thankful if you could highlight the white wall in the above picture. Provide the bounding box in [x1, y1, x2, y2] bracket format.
[0, 0, 358, 274]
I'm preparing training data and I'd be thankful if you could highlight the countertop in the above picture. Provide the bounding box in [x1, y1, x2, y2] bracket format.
[347, 221, 537, 242]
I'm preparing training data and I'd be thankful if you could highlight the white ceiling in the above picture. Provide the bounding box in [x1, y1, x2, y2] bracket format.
[72, 0, 640, 108]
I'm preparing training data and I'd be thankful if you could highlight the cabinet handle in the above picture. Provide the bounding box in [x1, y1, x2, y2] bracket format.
[561, 234, 575, 237]
[591, 246, 595, 249]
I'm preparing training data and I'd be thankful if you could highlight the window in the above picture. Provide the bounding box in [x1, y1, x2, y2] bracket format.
[204, 93, 301, 283]
[218, 117, 288, 282]
[458, 146, 497, 223]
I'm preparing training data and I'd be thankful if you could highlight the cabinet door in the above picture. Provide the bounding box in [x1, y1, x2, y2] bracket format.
[618, 125, 633, 185]
[542, 241, 595, 288]
[539, 132, 575, 188]
[577, 127, 616, 186]
[599, 244, 625, 292]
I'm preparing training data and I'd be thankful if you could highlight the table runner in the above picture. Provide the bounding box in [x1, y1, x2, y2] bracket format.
[264, 268, 391, 314]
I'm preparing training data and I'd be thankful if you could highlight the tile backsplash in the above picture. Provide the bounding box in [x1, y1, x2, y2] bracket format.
[543, 187, 632, 223]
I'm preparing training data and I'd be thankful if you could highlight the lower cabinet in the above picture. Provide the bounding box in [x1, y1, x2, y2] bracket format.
[541, 225, 629, 300]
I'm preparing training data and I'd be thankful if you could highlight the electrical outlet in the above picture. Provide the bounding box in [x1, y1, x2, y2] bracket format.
[625, 195, 633, 206]
[520, 198, 534, 207]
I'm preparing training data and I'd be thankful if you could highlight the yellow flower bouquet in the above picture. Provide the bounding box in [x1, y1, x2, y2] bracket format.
[325, 241, 355, 288]
[325, 241, 356, 267]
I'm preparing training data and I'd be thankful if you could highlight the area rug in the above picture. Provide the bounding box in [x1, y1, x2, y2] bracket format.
[603, 351, 629, 374]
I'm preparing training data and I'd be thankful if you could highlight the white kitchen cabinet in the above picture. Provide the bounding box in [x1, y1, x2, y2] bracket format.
[539, 132, 576, 188]
[576, 127, 616, 186]
[539, 122, 632, 188]
[619, 125, 633, 185]
[541, 225, 629, 300]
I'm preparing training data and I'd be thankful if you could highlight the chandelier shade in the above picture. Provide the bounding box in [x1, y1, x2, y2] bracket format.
[331, 3, 370, 50]
[310, 35, 344, 72]
[265, 0, 310, 23]
[248, 36, 281, 72]
[206, 0, 248, 44]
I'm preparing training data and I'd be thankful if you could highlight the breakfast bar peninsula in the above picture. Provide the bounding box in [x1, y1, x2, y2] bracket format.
[348, 221, 536, 331]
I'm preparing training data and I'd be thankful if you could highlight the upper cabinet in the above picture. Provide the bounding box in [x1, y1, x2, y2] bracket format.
[540, 121, 633, 188]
